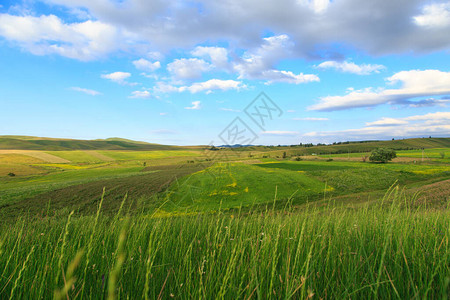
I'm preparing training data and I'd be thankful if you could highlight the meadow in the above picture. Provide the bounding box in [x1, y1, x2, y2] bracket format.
[0, 189, 448, 299]
[0, 137, 449, 298]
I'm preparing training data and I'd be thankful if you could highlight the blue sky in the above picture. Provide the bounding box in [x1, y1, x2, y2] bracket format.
[0, 0, 449, 145]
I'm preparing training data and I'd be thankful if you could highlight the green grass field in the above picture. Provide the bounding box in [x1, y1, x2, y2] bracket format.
[158, 163, 328, 213]
[0, 137, 449, 298]
[0, 190, 448, 299]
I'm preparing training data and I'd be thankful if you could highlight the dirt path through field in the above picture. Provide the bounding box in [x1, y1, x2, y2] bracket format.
[0, 150, 71, 163]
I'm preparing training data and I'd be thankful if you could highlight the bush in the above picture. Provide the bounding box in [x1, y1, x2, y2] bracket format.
[369, 148, 397, 163]
[8, 172, 16, 177]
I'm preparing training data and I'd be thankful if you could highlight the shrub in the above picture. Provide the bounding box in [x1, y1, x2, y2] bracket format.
[8, 172, 16, 177]
[369, 148, 397, 163]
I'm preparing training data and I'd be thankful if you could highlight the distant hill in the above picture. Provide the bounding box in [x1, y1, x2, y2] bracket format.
[0, 136, 183, 151]
[221, 137, 450, 154]
[287, 137, 450, 155]
[1, 135, 449, 152]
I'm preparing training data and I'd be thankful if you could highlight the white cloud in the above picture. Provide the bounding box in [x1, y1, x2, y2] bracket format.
[183, 79, 245, 94]
[154, 82, 181, 93]
[262, 70, 319, 85]
[234, 34, 319, 84]
[234, 34, 290, 78]
[159, 112, 167, 116]
[261, 131, 300, 136]
[305, 112, 450, 140]
[101, 71, 131, 84]
[316, 61, 385, 75]
[132, 58, 161, 72]
[365, 117, 408, 127]
[191, 46, 229, 69]
[311, 0, 330, 13]
[413, 3, 450, 28]
[308, 69, 450, 111]
[3, 1, 450, 61]
[156, 79, 245, 94]
[293, 117, 329, 121]
[129, 90, 151, 98]
[404, 111, 450, 122]
[0, 13, 127, 61]
[70, 86, 101, 96]
[185, 101, 201, 110]
[167, 58, 211, 80]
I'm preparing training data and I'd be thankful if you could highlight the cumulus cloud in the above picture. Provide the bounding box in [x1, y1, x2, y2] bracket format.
[191, 46, 229, 69]
[305, 112, 450, 140]
[308, 69, 450, 111]
[70, 86, 102, 96]
[234, 34, 319, 84]
[185, 101, 201, 110]
[101, 71, 131, 84]
[184, 79, 245, 93]
[2, 1, 450, 61]
[0, 13, 127, 61]
[129, 90, 151, 98]
[167, 58, 211, 80]
[316, 61, 385, 75]
[413, 3, 450, 28]
[132, 58, 161, 72]
[156, 79, 246, 94]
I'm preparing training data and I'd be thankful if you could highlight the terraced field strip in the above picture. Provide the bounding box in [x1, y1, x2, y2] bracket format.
[0, 150, 71, 163]
[45, 151, 109, 163]
[96, 150, 201, 160]
[0, 163, 207, 219]
[82, 150, 115, 161]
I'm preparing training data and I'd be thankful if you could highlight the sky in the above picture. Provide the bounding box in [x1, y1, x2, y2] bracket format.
[0, 0, 449, 146]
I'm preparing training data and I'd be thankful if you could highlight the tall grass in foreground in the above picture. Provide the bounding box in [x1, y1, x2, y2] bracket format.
[0, 187, 449, 299]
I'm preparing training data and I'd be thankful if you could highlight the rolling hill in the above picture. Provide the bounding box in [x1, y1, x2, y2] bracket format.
[1, 135, 449, 153]
[0, 135, 186, 151]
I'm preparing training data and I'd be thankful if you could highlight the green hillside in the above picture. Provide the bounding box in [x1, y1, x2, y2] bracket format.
[243, 137, 450, 155]
[299, 138, 450, 155]
[0, 136, 184, 151]
[1, 135, 449, 153]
